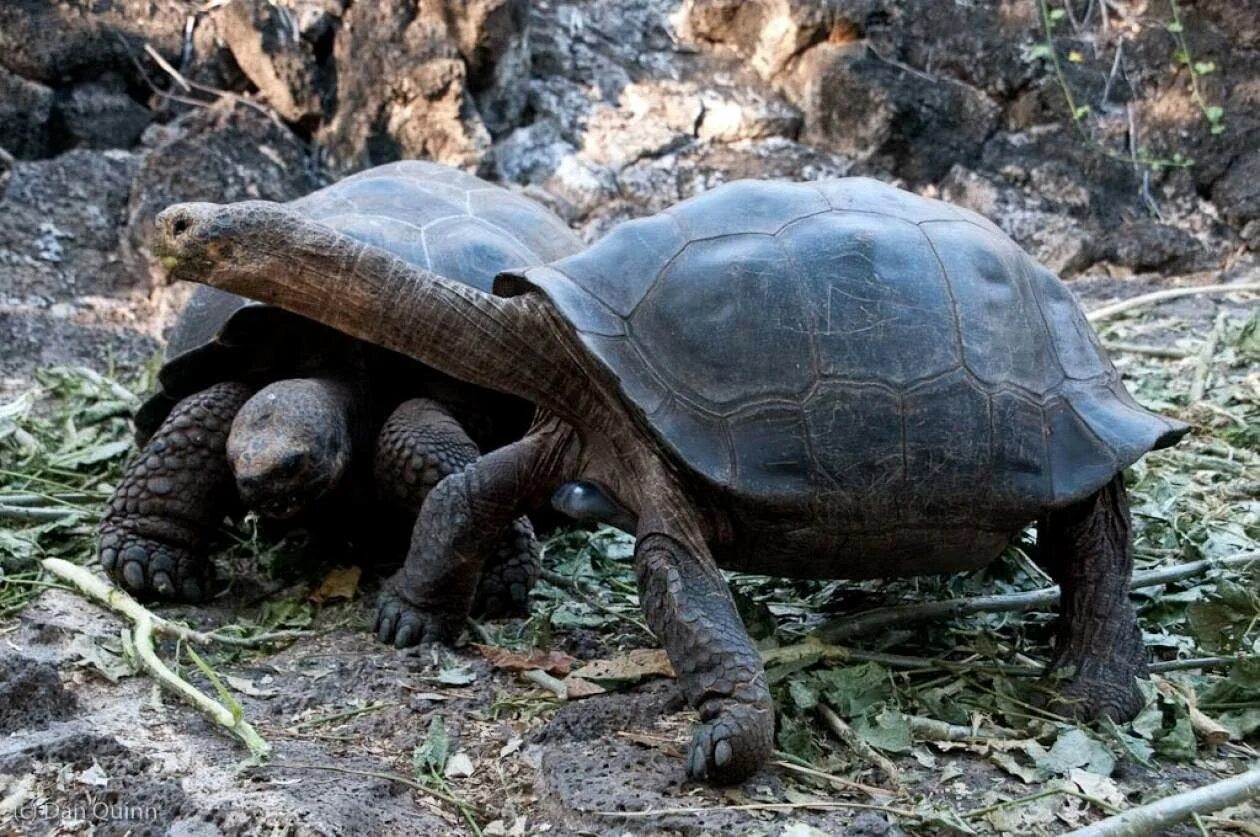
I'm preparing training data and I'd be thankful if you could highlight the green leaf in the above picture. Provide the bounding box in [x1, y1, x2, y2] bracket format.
[1025, 43, 1055, 61]
[776, 713, 821, 763]
[788, 678, 818, 712]
[1073, 105, 1091, 120]
[813, 663, 891, 717]
[1049, 8, 1066, 20]
[854, 708, 912, 753]
[412, 716, 450, 776]
[1218, 708, 1260, 739]
[1154, 713, 1196, 760]
[1032, 728, 1116, 777]
[1205, 105, 1225, 123]
[1103, 718, 1155, 767]
[1193, 61, 1216, 75]
[1167, 21, 1184, 33]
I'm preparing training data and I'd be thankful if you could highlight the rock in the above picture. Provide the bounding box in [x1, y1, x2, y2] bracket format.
[1212, 150, 1260, 238]
[697, 82, 802, 142]
[214, 0, 331, 125]
[677, 0, 868, 80]
[51, 75, 152, 152]
[1095, 222, 1209, 274]
[124, 102, 313, 273]
[785, 43, 893, 160]
[320, 0, 528, 172]
[0, 67, 53, 158]
[785, 44, 999, 182]
[0, 655, 78, 734]
[582, 81, 702, 169]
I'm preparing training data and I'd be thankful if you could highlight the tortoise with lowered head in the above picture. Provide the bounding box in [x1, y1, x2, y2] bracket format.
[153, 176, 1188, 784]
[100, 161, 587, 612]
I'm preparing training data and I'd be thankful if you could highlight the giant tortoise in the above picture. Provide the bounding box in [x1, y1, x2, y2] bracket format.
[100, 161, 585, 614]
[152, 176, 1189, 784]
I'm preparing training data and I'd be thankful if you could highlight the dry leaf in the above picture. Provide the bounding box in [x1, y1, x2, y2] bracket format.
[561, 677, 607, 699]
[570, 648, 674, 683]
[310, 565, 361, 604]
[474, 644, 576, 676]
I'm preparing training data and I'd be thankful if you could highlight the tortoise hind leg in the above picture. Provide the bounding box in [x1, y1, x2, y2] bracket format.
[99, 382, 252, 601]
[373, 398, 540, 619]
[1036, 474, 1147, 721]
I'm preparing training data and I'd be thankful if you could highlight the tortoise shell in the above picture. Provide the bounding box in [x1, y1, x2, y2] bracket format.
[498, 177, 1188, 520]
[136, 161, 581, 441]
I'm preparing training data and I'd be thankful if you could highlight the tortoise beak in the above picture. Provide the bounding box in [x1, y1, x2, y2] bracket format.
[153, 202, 225, 282]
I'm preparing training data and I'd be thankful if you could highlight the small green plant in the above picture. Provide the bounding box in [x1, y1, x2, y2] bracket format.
[1166, 0, 1226, 134]
[1027, 0, 1224, 172]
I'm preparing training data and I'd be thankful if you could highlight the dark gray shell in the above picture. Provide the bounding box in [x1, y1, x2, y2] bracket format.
[136, 161, 581, 439]
[500, 177, 1188, 517]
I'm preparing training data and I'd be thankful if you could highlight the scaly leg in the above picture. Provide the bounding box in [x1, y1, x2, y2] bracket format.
[373, 403, 558, 637]
[98, 382, 252, 601]
[635, 516, 774, 785]
[1037, 474, 1147, 721]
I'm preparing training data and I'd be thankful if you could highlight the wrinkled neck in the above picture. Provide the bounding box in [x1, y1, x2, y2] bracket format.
[202, 230, 588, 423]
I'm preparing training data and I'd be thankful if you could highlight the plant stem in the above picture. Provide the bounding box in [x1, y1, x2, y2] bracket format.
[1065, 766, 1260, 836]
[816, 551, 1260, 642]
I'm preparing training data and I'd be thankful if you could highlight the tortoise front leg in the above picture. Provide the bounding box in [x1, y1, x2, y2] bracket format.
[374, 398, 541, 618]
[636, 520, 774, 784]
[1037, 474, 1147, 721]
[99, 382, 252, 601]
[374, 414, 578, 647]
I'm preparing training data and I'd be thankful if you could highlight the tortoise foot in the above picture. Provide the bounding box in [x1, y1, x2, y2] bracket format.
[685, 698, 774, 785]
[98, 528, 213, 602]
[1044, 658, 1145, 723]
[374, 581, 460, 648]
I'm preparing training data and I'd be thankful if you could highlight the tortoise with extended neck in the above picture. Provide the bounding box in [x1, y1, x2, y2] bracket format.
[100, 161, 590, 612]
[152, 177, 1188, 784]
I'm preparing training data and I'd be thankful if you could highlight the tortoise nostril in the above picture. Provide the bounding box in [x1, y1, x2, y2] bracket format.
[171, 217, 191, 237]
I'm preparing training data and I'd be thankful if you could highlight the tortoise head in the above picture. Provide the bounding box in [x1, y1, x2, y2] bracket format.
[154, 201, 329, 294]
[226, 379, 354, 520]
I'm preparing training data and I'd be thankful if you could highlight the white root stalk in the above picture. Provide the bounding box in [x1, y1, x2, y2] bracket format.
[1065, 766, 1260, 837]
[41, 558, 271, 760]
[1086, 281, 1260, 323]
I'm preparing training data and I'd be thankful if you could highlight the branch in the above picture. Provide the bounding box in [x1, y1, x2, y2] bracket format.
[41, 558, 270, 760]
[816, 552, 1260, 642]
[1066, 766, 1260, 836]
[816, 703, 902, 788]
[1086, 282, 1260, 323]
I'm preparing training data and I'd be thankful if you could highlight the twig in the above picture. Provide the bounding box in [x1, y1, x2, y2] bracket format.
[816, 703, 902, 787]
[1086, 282, 1260, 323]
[1102, 341, 1192, 359]
[42, 558, 270, 759]
[907, 715, 1020, 742]
[1150, 657, 1250, 673]
[816, 551, 1260, 642]
[0, 504, 89, 522]
[271, 761, 484, 814]
[1189, 311, 1228, 403]
[771, 752, 898, 796]
[523, 668, 569, 699]
[1065, 766, 1260, 836]
[594, 800, 923, 819]
[969, 786, 1123, 820]
[763, 639, 1044, 678]
[288, 701, 400, 732]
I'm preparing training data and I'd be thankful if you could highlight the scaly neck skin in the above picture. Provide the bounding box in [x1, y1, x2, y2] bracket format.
[195, 217, 590, 426]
